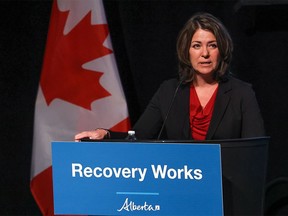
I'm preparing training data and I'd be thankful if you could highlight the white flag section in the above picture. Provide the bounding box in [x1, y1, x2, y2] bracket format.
[30, 0, 130, 215]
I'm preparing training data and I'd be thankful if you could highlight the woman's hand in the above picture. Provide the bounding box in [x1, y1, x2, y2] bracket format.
[74, 128, 109, 141]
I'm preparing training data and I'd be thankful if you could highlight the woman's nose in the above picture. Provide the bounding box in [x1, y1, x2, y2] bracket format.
[201, 47, 209, 57]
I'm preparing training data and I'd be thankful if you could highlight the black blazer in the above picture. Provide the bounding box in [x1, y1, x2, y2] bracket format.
[132, 77, 265, 140]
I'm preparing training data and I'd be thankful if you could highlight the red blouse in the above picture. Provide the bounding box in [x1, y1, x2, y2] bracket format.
[189, 85, 218, 140]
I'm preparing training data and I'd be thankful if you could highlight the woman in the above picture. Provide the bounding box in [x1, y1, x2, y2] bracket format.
[75, 12, 265, 141]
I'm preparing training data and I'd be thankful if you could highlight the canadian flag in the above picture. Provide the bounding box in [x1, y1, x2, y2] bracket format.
[30, 0, 130, 215]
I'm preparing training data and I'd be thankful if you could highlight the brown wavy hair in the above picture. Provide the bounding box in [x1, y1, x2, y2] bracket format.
[176, 12, 233, 83]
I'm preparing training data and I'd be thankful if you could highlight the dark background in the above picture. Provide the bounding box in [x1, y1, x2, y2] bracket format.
[1, 0, 288, 215]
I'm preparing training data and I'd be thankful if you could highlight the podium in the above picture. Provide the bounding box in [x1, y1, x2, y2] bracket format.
[168, 137, 270, 215]
[51, 137, 269, 216]
[214, 137, 269, 215]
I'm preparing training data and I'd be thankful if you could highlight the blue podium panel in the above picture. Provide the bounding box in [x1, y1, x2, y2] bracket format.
[52, 141, 223, 215]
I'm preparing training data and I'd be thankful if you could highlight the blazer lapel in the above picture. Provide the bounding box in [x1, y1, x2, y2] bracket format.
[176, 84, 191, 139]
[206, 80, 232, 140]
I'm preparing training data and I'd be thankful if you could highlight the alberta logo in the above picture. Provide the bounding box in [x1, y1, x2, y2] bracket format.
[117, 198, 160, 212]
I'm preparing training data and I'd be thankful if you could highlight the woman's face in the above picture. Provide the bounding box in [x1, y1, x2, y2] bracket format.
[189, 29, 220, 77]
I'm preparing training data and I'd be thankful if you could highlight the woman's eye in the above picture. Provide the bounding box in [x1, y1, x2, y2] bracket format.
[209, 43, 218, 48]
[191, 44, 201, 49]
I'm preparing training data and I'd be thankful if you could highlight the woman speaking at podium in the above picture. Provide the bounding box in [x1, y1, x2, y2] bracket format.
[75, 12, 265, 141]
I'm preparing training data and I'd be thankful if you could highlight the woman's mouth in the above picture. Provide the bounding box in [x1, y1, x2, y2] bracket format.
[199, 61, 212, 65]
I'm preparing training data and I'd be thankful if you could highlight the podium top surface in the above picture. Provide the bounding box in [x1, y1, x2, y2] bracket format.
[79, 136, 270, 148]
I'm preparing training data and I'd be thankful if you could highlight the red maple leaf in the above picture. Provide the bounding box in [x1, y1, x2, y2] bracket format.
[40, 1, 112, 110]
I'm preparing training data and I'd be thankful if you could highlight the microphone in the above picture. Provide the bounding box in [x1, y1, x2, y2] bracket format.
[157, 78, 185, 140]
